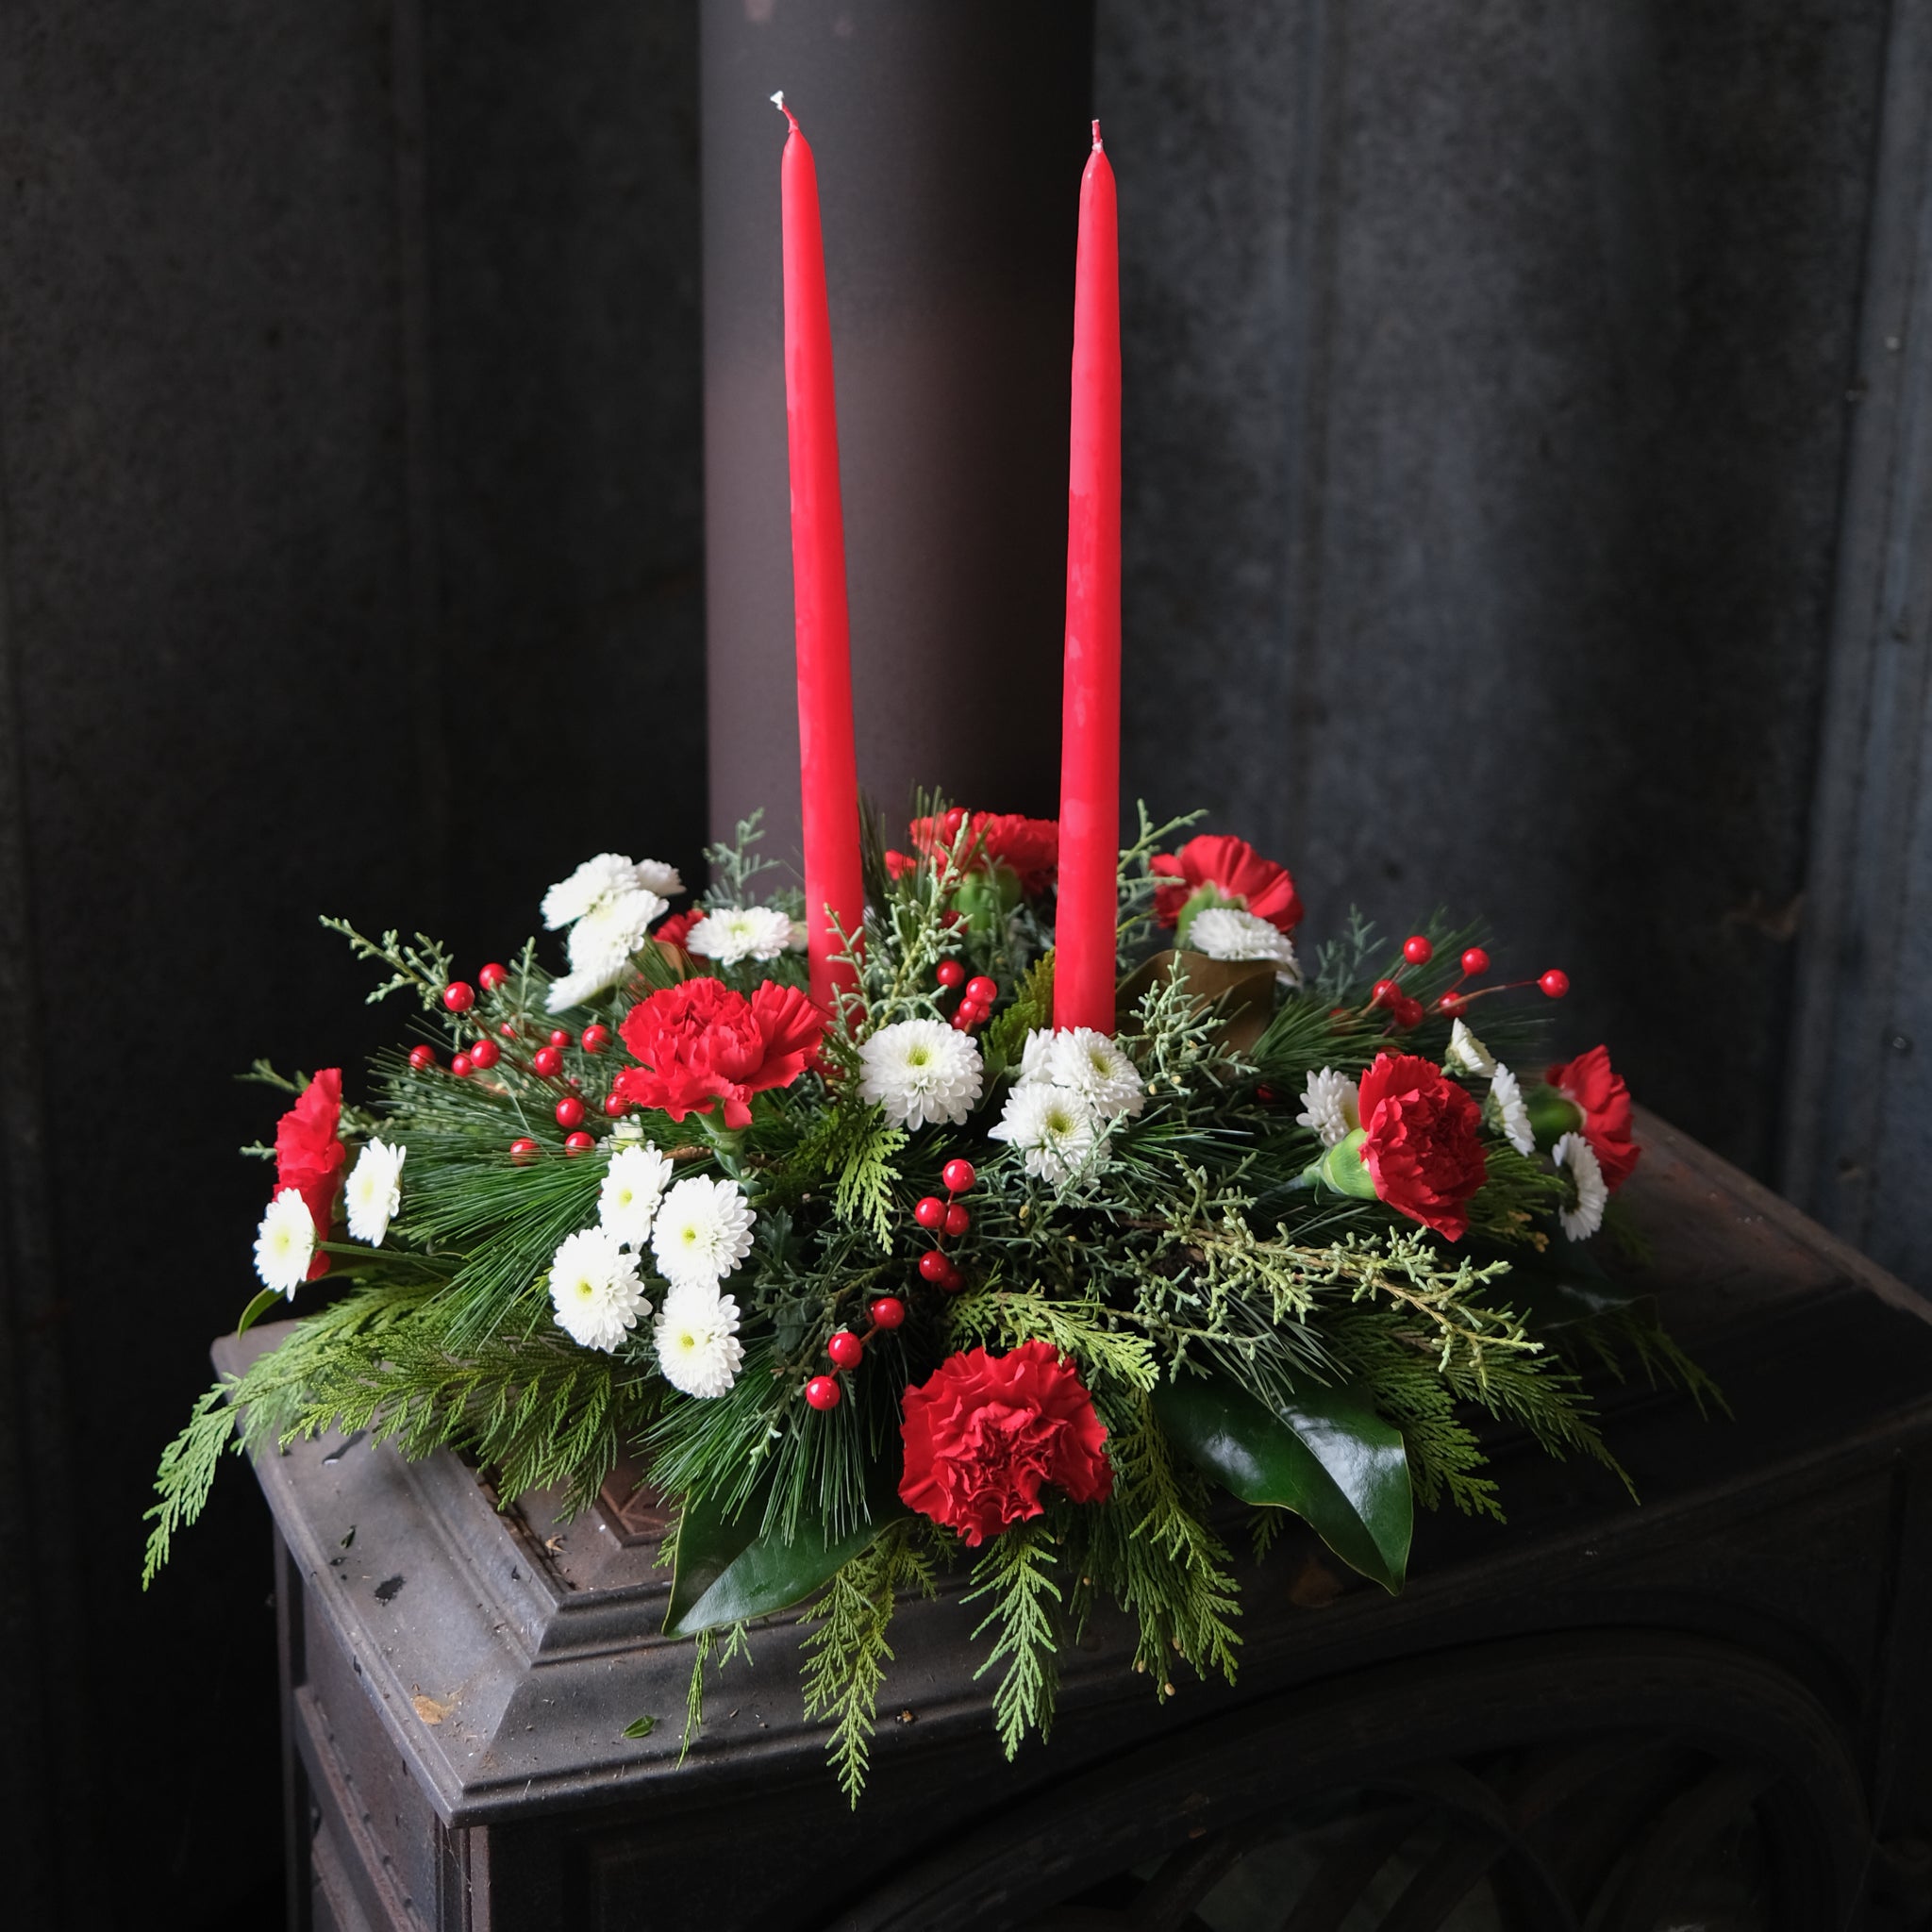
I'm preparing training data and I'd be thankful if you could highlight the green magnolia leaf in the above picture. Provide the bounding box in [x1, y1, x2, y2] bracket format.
[665, 1479, 909, 1639]
[236, 1287, 286, 1339]
[1154, 1367, 1412, 1593]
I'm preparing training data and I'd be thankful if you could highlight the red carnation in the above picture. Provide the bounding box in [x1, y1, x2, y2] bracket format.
[274, 1068, 345, 1280]
[1546, 1044, 1641, 1191]
[899, 1341, 1112, 1546]
[1357, 1052, 1487, 1241]
[653, 908, 699, 951]
[907, 808, 1059, 895]
[1151, 833, 1303, 933]
[613, 977, 824, 1129]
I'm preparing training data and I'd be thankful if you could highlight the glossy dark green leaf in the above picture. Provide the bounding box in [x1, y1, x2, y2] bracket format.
[236, 1287, 285, 1339]
[665, 1478, 908, 1638]
[1154, 1367, 1411, 1593]
[621, 1714, 658, 1739]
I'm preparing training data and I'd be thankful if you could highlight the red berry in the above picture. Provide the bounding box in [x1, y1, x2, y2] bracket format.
[1256, 1084, 1278, 1104]
[582, 1024, 610, 1055]
[1435, 992, 1468, 1017]
[1403, 935, 1435, 965]
[826, 1330, 864, 1370]
[941, 1158, 976, 1194]
[918, 1250, 951, 1284]
[563, 1130, 596, 1155]
[936, 959, 966, 990]
[532, 1046, 564, 1078]
[940, 1258, 964, 1292]
[1391, 996, 1424, 1029]
[442, 981, 475, 1013]
[869, 1296, 907, 1331]
[549, 1028, 573, 1049]
[1371, 978, 1401, 1008]
[469, 1037, 501, 1070]
[509, 1137, 540, 1163]
[804, 1375, 841, 1411]
[1460, 947, 1491, 977]
[1539, 968, 1571, 999]
[914, 1196, 946, 1231]
[450, 1051, 475, 1077]
[603, 1091, 628, 1117]
[499, 1021, 518, 1038]
[555, 1096, 586, 1129]
[1329, 1007, 1352, 1022]
[943, 1202, 971, 1238]
[965, 975, 997, 1006]
[478, 962, 510, 991]
[408, 1044, 436, 1072]
[958, 998, 987, 1025]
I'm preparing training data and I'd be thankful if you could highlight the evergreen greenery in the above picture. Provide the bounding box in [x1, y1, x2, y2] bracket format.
[145, 804, 1706, 1800]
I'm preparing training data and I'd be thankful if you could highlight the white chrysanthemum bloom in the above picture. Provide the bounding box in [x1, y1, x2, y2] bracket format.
[685, 904, 794, 966]
[651, 1175, 757, 1291]
[541, 853, 643, 929]
[989, 1080, 1100, 1184]
[1296, 1067, 1360, 1147]
[787, 918, 810, 953]
[343, 1139, 407, 1246]
[653, 1283, 745, 1398]
[548, 1227, 651, 1353]
[546, 965, 615, 1014]
[1187, 906, 1302, 986]
[1038, 1027, 1146, 1122]
[545, 889, 667, 1012]
[634, 858, 685, 900]
[568, 887, 667, 976]
[1445, 1019, 1497, 1076]
[857, 1018, 984, 1129]
[1017, 1026, 1057, 1085]
[254, 1189, 316, 1298]
[1554, 1132, 1608, 1241]
[1488, 1065, 1537, 1156]
[600, 1142, 674, 1249]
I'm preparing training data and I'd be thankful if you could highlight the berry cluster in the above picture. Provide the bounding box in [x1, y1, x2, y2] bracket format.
[935, 958, 999, 1032]
[804, 1158, 977, 1412]
[1359, 936, 1569, 1032]
[413, 968, 621, 1158]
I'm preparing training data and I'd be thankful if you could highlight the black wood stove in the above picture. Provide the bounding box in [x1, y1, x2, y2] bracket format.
[230, 1112, 1932, 1930]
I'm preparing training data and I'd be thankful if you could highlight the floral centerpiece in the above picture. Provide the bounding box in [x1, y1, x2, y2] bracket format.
[146, 802, 1703, 1799]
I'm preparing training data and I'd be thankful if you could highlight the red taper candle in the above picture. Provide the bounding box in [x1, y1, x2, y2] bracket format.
[1054, 122, 1122, 1034]
[774, 92, 864, 1012]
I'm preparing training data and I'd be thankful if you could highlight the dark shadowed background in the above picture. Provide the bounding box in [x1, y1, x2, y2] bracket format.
[2, 2, 1926, 1923]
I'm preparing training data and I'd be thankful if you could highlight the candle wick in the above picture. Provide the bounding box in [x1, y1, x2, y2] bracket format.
[772, 90, 801, 135]
[1091, 118, 1103, 151]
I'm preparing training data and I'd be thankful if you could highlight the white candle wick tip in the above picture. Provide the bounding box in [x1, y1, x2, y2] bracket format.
[771, 91, 785, 111]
